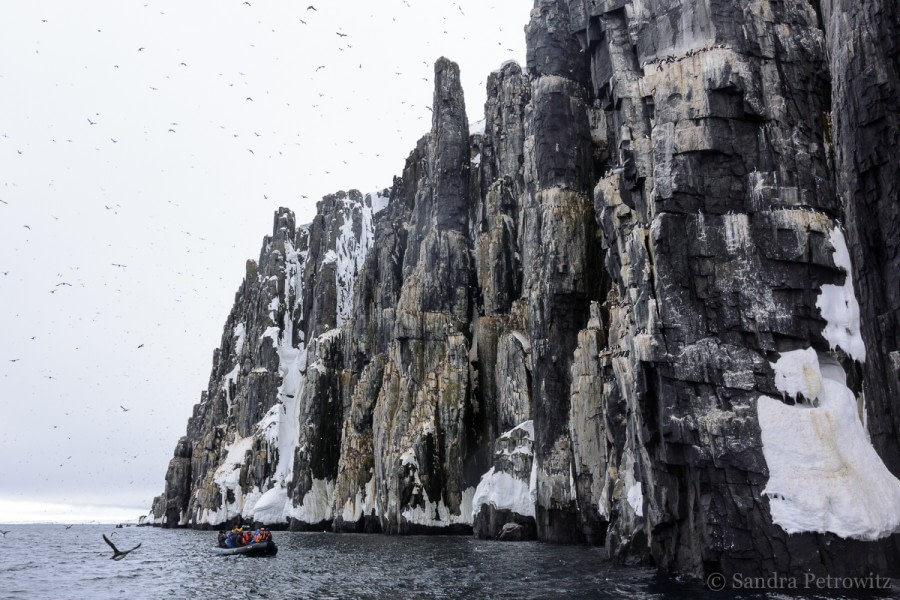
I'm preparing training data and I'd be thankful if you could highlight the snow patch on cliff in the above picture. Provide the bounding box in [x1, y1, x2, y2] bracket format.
[472, 420, 536, 518]
[233, 323, 246, 356]
[287, 478, 335, 524]
[472, 468, 535, 518]
[759, 352, 900, 540]
[205, 434, 255, 525]
[333, 194, 378, 327]
[817, 227, 866, 362]
[340, 474, 379, 523]
[403, 487, 476, 527]
[369, 189, 390, 215]
[627, 482, 644, 518]
[251, 485, 290, 524]
[770, 347, 821, 402]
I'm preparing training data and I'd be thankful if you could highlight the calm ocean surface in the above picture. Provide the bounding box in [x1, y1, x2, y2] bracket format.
[0, 525, 895, 599]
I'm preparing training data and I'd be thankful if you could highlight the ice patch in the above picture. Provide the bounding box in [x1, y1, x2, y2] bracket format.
[400, 449, 418, 467]
[233, 323, 246, 356]
[817, 227, 866, 362]
[260, 326, 280, 345]
[627, 482, 644, 517]
[332, 193, 378, 327]
[267, 297, 280, 322]
[252, 486, 290, 524]
[341, 475, 378, 523]
[403, 487, 475, 527]
[286, 478, 335, 524]
[205, 434, 255, 525]
[771, 348, 821, 402]
[758, 353, 900, 540]
[369, 189, 390, 215]
[472, 468, 535, 518]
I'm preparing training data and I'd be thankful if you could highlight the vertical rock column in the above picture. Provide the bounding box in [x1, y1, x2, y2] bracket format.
[470, 62, 538, 539]
[823, 0, 900, 477]
[372, 58, 477, 534]
[571, 0, 900, 579]
[523, 0, 604, 543]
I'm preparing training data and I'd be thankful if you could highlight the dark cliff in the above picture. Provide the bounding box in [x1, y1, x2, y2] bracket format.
[149, 0, 900, 581]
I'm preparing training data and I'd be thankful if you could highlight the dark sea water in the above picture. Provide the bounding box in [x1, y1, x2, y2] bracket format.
[0, 525, 896, 599]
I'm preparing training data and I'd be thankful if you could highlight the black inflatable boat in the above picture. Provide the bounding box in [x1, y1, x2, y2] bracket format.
[212, 541, 278, 557]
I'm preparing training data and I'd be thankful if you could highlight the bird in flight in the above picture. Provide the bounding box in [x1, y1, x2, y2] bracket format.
[64, 525, 74, 530]
[120, 405, 130, 411]
[87, 118, 96, 125]
[307, 5, 317, 10]
[137, 343, 144, 348]
[103, 534, 141, 560]
[336, 32, 347, 37]
[316, 66, 325, 71]
[0, 530, 9, 536]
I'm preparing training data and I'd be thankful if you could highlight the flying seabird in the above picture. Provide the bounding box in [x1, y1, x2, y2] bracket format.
[103, 534, 141, 560]
[0, 530, 9, 536]
[64, 525, 74, 530]
[120, 405, 130, 411]
[307, 5, 317, 10]
[336, 32, 347, 37]
[87, 118, 96, 125]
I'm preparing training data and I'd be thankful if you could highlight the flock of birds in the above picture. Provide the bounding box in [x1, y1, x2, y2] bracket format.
[0, 0, 528, 518]
[641, 44, 731, 71]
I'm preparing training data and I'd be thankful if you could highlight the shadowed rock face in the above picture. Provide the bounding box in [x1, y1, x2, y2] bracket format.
[151, 0, 900, 582]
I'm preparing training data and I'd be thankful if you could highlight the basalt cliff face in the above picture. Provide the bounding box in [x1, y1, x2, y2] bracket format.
[150, 0, 900, 580]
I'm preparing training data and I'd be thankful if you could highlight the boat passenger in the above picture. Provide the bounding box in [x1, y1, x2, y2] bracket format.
[217, 530, 227, 548]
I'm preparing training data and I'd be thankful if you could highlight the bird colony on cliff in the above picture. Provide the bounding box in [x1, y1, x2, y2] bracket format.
[148, 0, 900, 581]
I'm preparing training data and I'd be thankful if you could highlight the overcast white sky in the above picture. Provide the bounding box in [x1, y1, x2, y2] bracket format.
[0, 0, 532, 523]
